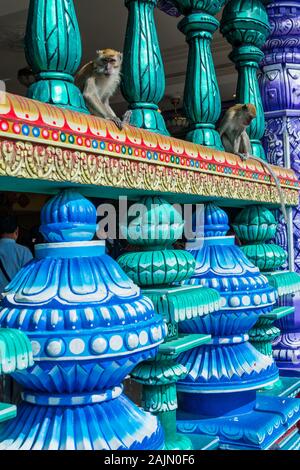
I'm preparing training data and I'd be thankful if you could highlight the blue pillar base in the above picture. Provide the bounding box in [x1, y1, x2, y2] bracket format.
[0, 393, 164, 450]
[177, 394, 300, 450]
[275, 364, 300, 378]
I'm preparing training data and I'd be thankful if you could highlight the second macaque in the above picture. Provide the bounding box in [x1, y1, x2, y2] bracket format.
[75, 49, 130, 129]
[217, 103, 256, 158]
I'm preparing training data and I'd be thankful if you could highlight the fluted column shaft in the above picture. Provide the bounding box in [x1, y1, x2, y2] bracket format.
[221, 0, 270, 159]
[171, 1, 225, 149]
[24, 0, 88, 113]
[121, 0, 169, 135]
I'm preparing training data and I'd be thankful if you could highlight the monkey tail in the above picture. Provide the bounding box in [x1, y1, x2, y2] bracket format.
[239, 153, 288, 224]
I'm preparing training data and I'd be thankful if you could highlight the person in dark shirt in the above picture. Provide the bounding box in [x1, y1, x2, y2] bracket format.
[0, 214, 33, 295]
[0, 214, 33, 404]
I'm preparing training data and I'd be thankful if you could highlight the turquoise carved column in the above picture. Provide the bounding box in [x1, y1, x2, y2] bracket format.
[172, 1, 226, 149]
[221, 0, 270, 159]
[233, 205, 300, 399]
[121, 0, 169, 135]
[24, 0, 88, 113]
[118, 197, 221, 450]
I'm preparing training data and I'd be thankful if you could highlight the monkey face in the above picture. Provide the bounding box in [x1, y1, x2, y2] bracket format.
[95, 49, 123, 76]
[242, 103, 256, 125]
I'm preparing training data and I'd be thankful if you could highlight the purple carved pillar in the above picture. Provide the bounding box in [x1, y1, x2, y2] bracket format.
[260, 0, 300, 375]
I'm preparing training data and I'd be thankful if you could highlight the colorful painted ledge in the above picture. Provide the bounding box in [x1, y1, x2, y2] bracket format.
[0, 92, 298, 205]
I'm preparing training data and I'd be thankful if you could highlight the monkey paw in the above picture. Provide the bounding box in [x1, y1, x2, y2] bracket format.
[237, 152, 248, 161]
[110, 116, 123, 130]
[122, 110, 132, 126]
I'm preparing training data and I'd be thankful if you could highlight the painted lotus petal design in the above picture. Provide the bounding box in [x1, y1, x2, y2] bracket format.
[0, 190, 165, 450]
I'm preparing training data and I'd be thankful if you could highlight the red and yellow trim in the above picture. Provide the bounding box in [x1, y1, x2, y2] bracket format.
[0, 92, 298, 203]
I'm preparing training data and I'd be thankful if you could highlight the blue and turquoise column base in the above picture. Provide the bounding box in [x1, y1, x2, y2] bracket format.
[177, 391, 300, 450]
[0, 391, 164, 450]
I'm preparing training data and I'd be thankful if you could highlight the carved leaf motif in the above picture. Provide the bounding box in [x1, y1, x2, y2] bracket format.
[266, 71, 279, 81]
[287, 69, 300, 80]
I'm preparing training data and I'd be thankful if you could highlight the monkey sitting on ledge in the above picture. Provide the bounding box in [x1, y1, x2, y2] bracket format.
[18, 49, 131, 130]
[217, 103, 256, 158]
[75, 48, 131, 129]
[217, 103, 288, 222]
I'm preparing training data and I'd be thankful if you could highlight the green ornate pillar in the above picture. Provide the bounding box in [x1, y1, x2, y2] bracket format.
[249, 314, 282, 358]
[232, 205, 300, 398]
[121, 0, 169, 135]
[172, 1, 226, 149]
[24, 0, 88, 113]
[118, 196, 221, 450]
[221, 0, 270, 159]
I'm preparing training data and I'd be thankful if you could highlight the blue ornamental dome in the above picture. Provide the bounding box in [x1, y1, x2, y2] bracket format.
[40, 189, 97, 242]
[188, 203, 229, 244]
[0, 190, 165, 450]
[178, 203, 278, 392]
[203, 203, 229, 237]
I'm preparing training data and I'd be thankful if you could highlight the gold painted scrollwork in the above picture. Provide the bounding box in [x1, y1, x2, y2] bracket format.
[81, 153, 104, 185]
[55, 148, 81, 181]
[4, 141, 27, 176]
[103, 156, 126, 187]
[25, 144, 54, 180]
[144, 164, 163, 191]
[0, 139, 298, 206]
[124, 160, 144, 189]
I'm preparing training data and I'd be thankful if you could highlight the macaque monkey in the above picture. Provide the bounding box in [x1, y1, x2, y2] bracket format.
[217, 103, 256, 158]
[218, 103, 288, 222]
[18, 51, 130, 129]
[75, 49, 130, 129]
[18, 67, 36, 88]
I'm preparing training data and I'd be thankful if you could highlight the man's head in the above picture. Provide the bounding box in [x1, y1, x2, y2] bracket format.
[0, 215, 19, 240]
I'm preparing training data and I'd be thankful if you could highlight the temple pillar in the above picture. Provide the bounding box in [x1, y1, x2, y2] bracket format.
[0, 190, 166, 450]
[176, 203, 300, 449]
[24, 0, 88, 113]
[259, 0, 300, 375]
[121, 0, 169, 135]
[118, 197, 221, 450]
[221, 0, 270, 159]
[171, 1, 226, 149]
[232, 205, 300, 398]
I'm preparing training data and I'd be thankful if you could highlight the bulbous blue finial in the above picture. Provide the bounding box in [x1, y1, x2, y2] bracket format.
[40, 189, 97, 242]
[204, 203, 229, 237]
